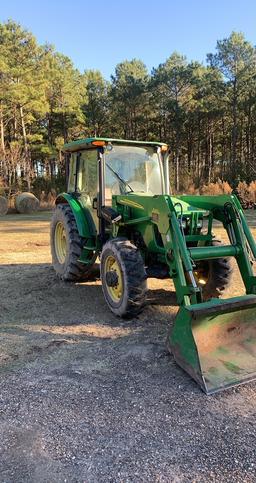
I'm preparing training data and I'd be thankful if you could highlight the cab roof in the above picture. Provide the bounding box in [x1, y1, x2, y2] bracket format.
[63, 137, 167, 153]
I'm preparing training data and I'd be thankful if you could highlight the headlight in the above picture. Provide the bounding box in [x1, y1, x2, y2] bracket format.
[179, 217, 189, 230]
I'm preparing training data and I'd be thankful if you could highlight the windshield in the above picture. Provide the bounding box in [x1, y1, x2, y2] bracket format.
[104, 145, 163, 197]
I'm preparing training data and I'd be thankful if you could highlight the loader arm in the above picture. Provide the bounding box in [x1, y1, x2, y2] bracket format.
[113, 193, 256, 393]
[114, 193, 203, 305]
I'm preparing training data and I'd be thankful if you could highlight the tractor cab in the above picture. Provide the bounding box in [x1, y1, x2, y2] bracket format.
[64, 137, 169, 229]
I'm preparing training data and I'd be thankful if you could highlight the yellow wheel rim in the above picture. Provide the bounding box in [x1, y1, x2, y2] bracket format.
[54, 221, 67, 264]
[105, 255, 123, 302]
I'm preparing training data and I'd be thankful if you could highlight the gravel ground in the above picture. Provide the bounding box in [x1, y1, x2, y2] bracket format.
[0, 211, 255, 482]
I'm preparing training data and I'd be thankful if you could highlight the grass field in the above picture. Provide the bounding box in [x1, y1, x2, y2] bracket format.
[0, 210, 256, 482]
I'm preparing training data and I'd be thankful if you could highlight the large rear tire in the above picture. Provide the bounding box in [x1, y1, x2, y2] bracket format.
[195, 239, 233, 300]
[101, 238, 147, 317]
[51, 204, 96, 281]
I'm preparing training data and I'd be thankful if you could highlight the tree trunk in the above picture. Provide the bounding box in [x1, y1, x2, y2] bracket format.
[221, 117, 226, 179]
[207, 119, 213, 184]
[175, 151, 179, 192]
[0, 101, 8, 189]
[197, 113, 201, 186]
[19, 105, 28, 154]
[48, 109, 53, 145]
[231, 78, 238, 177]
[0, 101, 5, 155]
[62, 113, 68, 143]
[13, 106, 18, 140]
[19, 104, 31, 190]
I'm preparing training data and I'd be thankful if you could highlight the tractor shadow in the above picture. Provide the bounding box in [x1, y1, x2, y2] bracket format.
[83, 262, 177, 307]
[0, 262, 178, 372]
[146, 287, 177, 307]
[0, 262, 177, 325]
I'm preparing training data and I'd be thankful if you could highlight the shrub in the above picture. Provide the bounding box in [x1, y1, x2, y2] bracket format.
[185, 184, 200, 195]
[39, 189, 56, 210]
[236, 181, 250, 202]
[201, 179, 232, 195]
[247, 181, 256, 203]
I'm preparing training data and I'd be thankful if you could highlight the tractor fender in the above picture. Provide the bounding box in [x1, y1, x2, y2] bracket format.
[55, 193, 96, 239]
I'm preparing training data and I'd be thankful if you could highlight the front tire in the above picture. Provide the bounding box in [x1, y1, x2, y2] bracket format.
[195, 239, 233, 300]
[101, 238, 147, 317]
[51, 203, 95, 281]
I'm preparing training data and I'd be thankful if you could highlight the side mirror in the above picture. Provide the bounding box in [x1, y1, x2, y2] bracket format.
[92, 197, 98, 210]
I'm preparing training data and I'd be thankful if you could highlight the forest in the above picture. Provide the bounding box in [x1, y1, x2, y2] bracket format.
[1, 20, 256, 199]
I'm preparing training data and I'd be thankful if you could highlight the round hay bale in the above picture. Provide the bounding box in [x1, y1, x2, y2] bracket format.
[0, 195, 8, 216]
[15, 192, 39, 214]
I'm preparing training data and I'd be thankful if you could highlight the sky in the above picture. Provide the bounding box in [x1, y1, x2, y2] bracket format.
[0, 0, 256, 78]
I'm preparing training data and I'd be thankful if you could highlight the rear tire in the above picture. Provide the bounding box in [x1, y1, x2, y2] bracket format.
[195, 239, 233, 300]
[101, 238, 147, 317]
[51, 204, 96, 281]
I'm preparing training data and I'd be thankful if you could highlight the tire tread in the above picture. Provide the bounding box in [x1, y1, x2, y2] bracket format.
[51, 204, 95, 282]
[101, 238, 147, 317]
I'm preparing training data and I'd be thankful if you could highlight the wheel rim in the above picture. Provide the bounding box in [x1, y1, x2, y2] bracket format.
[54, 221, 67, 264]
[104, 255, 123, 302]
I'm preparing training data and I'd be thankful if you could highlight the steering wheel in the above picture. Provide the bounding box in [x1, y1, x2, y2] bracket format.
[125, 180, 146, 193]
[110, 180, 146, 195]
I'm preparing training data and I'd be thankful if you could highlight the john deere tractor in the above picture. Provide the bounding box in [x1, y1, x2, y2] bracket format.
[51, 137, 256, 394]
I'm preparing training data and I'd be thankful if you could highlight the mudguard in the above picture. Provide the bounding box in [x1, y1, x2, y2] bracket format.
[55, 193, 96, 239]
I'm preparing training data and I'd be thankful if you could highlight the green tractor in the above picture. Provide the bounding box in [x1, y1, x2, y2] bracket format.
[50, 137, 256, 394]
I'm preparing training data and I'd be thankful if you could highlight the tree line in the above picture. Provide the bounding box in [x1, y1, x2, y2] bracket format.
[1, 20, 256, 194]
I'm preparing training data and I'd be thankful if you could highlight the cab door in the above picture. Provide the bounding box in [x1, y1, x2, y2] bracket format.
[68, 149, 99, 230]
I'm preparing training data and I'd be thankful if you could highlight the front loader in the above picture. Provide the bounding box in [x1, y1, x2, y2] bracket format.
[50, 137, 256, 394]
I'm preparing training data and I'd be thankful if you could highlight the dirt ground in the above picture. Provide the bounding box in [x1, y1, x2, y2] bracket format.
[0, 211, 256, 482]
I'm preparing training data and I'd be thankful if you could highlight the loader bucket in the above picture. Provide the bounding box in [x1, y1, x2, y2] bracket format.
[168, 295, 256, 394]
